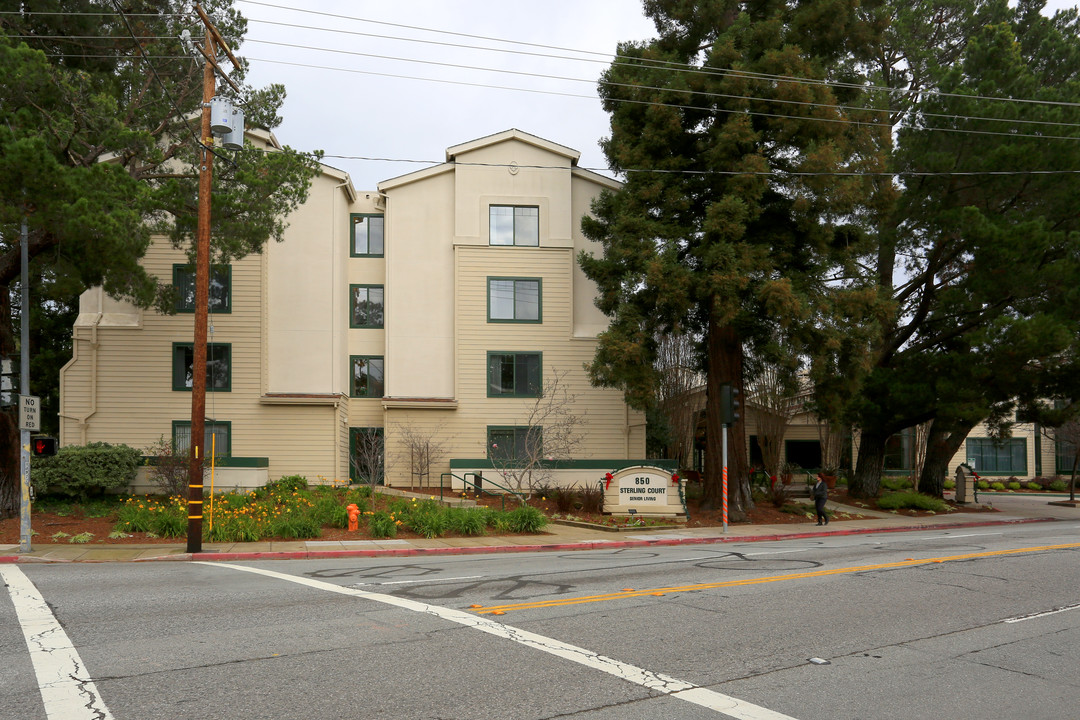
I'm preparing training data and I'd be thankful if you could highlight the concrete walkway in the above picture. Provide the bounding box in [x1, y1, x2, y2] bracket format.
[2, 493, 1075, 563]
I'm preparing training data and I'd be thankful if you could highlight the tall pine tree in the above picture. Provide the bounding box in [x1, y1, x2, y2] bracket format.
[580, 0, 871, 517]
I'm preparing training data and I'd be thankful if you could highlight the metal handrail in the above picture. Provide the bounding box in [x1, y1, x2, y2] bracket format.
[439, 472, 527, 511]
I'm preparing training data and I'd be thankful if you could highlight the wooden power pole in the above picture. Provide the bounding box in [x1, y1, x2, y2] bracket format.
[188, 4, 239, 553]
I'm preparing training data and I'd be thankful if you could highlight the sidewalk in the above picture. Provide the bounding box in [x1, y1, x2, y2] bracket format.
[2, 493, 1075, 564]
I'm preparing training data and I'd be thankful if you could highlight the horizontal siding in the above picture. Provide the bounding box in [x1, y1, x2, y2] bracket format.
[62, 239, 344, 483]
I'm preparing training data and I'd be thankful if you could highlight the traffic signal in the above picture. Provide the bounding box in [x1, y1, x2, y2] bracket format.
[720, 384, 740, 425]
[31, 436, 57, 457]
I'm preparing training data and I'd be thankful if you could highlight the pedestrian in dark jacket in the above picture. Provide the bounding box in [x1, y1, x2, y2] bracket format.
[813, 473, 829, 526]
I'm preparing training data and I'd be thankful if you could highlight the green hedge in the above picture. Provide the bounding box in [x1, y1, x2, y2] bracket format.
[31, 442, 142, 500]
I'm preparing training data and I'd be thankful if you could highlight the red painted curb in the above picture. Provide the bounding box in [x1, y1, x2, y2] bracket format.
[135, 516, 1055, 563]
[4, 516, 1056, 563]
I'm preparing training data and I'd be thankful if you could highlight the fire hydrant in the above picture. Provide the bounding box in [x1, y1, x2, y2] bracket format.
[346, 503, 360, 532]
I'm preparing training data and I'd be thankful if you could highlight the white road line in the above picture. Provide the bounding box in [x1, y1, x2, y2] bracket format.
[202, 562, 799, 720]
[0, 566, 114, 720]
[1003, 602, 1080, 624]
[356, 574, 483, 586]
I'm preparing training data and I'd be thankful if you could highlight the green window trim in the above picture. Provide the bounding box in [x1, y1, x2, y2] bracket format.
[172, 419, 232, 457]
[172, 264, 232, 314]
[350, 213, 385, 257]
[487, 425, 542, 462]
[486, 351, 542, 397]
[965, 437, 1027, 476]
[349, 427, 385, 484]
[489, 205, 539, 246]
[172, 342, 232, 392]
[350, 284, 385, 328]
[487, 277, 541, 323]
[350, 355, 385, 398]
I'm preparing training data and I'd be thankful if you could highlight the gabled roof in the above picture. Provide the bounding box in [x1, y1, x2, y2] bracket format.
[445, 128, 580, 164]
[378, 129, 616, 192]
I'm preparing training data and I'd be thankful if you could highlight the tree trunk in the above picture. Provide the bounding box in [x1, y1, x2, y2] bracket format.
[918, 420, 976, 497]
[849, 430, 886, 498]
[0, 410, 21, 519]
[702, 315, 749, 519]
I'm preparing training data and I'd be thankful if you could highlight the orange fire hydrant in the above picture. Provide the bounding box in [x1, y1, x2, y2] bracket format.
[346, 503, 360, 532]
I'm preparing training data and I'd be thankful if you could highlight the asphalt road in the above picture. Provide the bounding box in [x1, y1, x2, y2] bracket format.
[3, 521, 1079, 720]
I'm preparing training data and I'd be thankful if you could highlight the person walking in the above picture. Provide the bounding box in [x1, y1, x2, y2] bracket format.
[813, 473, 829, 526]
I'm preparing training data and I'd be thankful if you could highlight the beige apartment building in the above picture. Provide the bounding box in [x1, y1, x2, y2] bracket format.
[59, 129, 647, 492]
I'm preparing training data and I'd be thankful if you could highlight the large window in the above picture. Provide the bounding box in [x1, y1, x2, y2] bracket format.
[172, 343, 231, 392]
[351, 214, 384, 257]
[487, 352, 541, 397]
[350, 285, 384, 328]
[350, 356, 384, 398]
[350, 427, 384, 485]
[488, 278, 540, 322]
[173, 264, 231, 313]
[489, 205, 538, 246]
[488, 426, 541, 462]
[172, 420, 231, 456]
[966, 437, 1027, 474]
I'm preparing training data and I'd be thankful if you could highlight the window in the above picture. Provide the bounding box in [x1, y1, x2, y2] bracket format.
[172, 420, 231, 456]
[173, 264, 231, 313]
[350, 285, 384, 328]
[966, 437, 1027, 474]
[488, 278, 541, 322]
[488, 426, 541, 462]
[351, 214, 384, 257]
[172, 343, 231, 392]
[883, 429, 914, 472]
[351, 356, 384, 398]
[489, 205, 538, 246]
[1056, 438, 1077, 474]
[350, 427, 384, 484]
[487, 352, 541, 397]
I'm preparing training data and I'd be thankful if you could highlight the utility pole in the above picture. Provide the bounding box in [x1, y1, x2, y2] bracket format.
[188, 4, 239, 553]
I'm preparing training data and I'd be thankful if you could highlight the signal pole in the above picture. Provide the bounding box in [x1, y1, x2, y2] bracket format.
[188, 4, 239, 553]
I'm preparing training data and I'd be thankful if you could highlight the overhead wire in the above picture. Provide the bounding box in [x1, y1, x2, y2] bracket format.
[11, 5, 1080, 177]
[234, 0, 1080, 109]
[13, 8, 1080, 140]
[234, 37, 1080, 133]
[244, 55, 1080, 144]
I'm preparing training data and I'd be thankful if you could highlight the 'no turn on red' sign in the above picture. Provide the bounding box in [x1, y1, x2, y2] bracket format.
[19, 395, 40, 432]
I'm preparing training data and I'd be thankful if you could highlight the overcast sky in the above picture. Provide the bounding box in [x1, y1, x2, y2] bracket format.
[235, 0, 655, 191]
[234, 0, 1080, 192]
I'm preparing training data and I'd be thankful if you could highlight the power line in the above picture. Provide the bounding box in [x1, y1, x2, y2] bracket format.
[246, 147, 1080, 178]
[247, 55, 1080, 143]
[12, 2, 1080, 113]
[105, 1, 235, 167]
[234, 0, 1080, 110]
[43, 36, 1080, 134]
[237, 37, 1080, 132]
[16, 12, 1080, 137]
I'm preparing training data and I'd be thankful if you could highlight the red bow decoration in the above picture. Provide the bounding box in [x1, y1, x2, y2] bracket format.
[671, 473, 680, 485]
[604, 472, 613, 489]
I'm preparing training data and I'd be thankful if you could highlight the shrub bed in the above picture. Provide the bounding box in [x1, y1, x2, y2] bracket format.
[113, 479, 547, 542]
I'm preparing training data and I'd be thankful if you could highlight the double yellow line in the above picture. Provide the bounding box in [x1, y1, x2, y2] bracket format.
[473, 542, 1080, 615]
